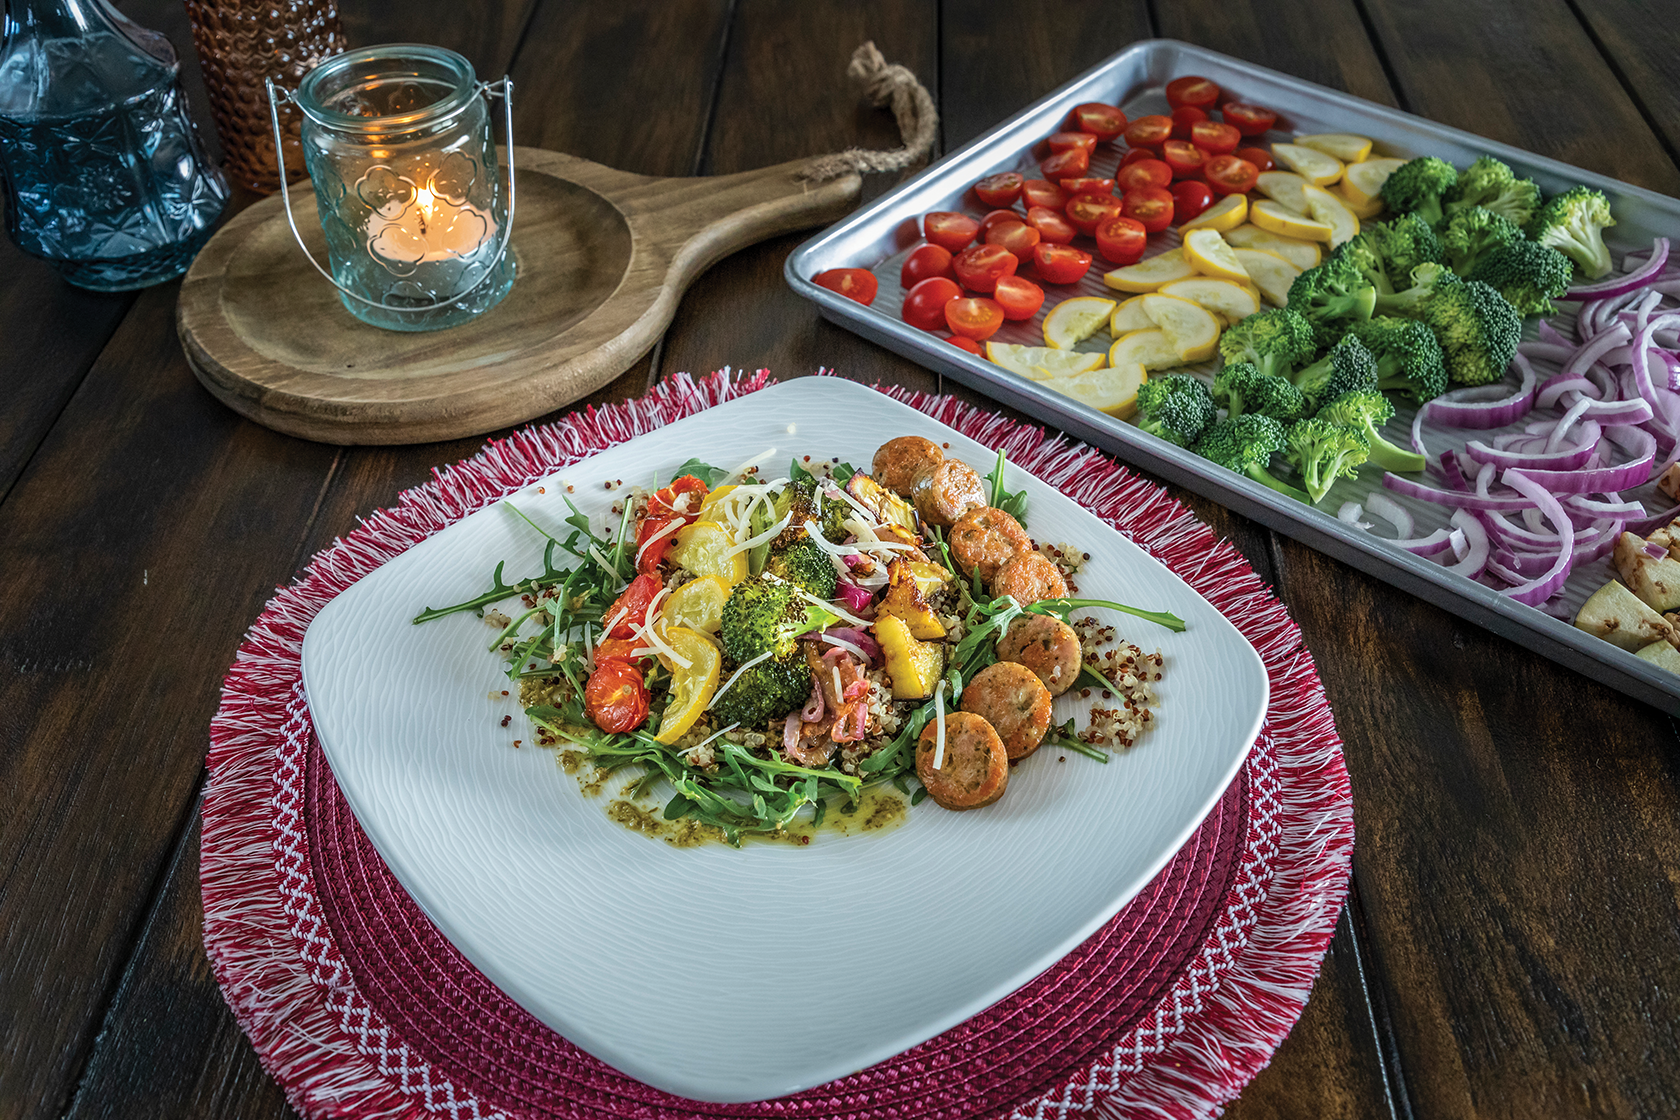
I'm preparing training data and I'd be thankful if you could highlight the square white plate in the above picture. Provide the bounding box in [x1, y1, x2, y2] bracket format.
[301, 377, 1268, 1103]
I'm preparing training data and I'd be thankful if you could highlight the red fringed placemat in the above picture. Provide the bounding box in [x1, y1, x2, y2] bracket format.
[203, 369, 1354, 1120]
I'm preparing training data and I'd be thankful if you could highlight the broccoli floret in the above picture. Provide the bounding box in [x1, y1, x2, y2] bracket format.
[1287, 256, 1379, 346]
[1347, 316, 1449, 402]
[1316, 389, 1427, 473]
[1291, 333, 1379, 413]
[1334, 233, 1396, 296]
[1468, 239, 1575, 317]
[707, 651, 813, 730]
[1284, 417, 1371, 503]
[1439, 206, 1524, 275]
[764, 537, 838, 599]
[1213, 361, 1307, 422]
[1378, 156, 1459, 228]
[1418, 278, 1522, 386]
[1134, 373, 1217, 447]
[772, 478, 848, 547]
[1445, 156, 1543, 228]
[1217, 307, 1318, 379]
[1371, 213, 1447, 286]
[1527, 185, 1617, 279]
[1193, 413, 1311, 503]
[719, 576, 840, 663]
[1371, 260, 1459, 318]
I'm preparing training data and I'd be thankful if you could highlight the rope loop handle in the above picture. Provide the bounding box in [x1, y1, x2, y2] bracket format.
[798, 42, 938, 182]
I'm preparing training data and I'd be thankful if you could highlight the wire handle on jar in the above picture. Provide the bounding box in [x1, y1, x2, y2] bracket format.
[263, 76, 517, 312]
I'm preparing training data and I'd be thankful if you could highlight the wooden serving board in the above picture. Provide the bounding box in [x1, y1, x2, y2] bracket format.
[177, 146, 861, 444]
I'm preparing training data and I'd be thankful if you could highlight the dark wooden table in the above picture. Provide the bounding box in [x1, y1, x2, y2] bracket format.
[6, 1, 1680, 1117]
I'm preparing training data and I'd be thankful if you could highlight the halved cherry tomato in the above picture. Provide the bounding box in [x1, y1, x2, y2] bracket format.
[1047, 131, 1098, 155]
[924, 211, 980, 252]
[973, 171, 1024, 208]
[584, 659, 650, 733]
[945, 296, 1005, 341]
[1236, 145, 1274, 172]
[638, 472, 709, 570]
[1122, 115, 1173, 150]
[1022, 178, 1069, 210]
[993, 274, 1045, 320]
[1118, 148, 1156, 170]
[1204, 154, 1260, 196]
[1070, 102, 1127, 141]
[1190, 120, 1241, 156]
[901, 243, 954, 288]
[947, 335, 983, 355]
[1065, 193, 1125, 235]
[978, 208, 1023, 235]
[812, 268, 877, 306]
[603, 573, 662, 640]
[1162, 140, 1208, 179]
[594, 636, 651, 667]
[1032, 243, 1093, 285]
[1041, 148, 1089, 181]
[1116, 158, 1173, 192]
[1221, 102, 1278, 137]
[1169, 180, 1215, 224]
[1170, 106, 1208, 139]
[951, 243, 1018, 293]
[1121, 187, 1175, 233]
[1025, 205, 1077, 245]
[1059, 176, 1116, 197]
[903, 276, 962, 331]
[1166, 76, 1221, 111]
[985, 219, 1041, 264]
[647, 474, 708, 518]
[1094, 214, 1148, 265]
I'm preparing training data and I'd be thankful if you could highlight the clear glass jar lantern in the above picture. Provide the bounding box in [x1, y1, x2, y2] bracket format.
[271, 44, 515, 331]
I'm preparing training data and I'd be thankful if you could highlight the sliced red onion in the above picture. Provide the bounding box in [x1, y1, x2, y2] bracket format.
[1536, 373, 1601, 409]
[1646, 540, 1669, 560]
[1365, 491, 1415, 539]
[1426, 354, 1538, 429]
[784, 710, 804, 751]
[1463, 421, 1599, 471]
[1536, 319, 1574, 348]
[1561, 237, 1670, 300]
[1392, 527, 1456, 556]
[820, 626, 880, 664]
[1507, 426, 1654, 493]
[835, 577, 875, 615]
[1337, 502, 1372, 530]
[1519, 341, 1575, 364]
[1565, 323, 1631, 377]
[1442, 510, 1490, 578]
[1495, 471, 1576, 605]
[1383, 473, 1545, 511]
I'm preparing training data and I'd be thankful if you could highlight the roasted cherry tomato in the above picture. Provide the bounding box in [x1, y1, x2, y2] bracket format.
[1169, 180, 1216, 224]
[1025, 205, 1077, 245]
[1116, 158, 1172, 192]
[1165, 75, 1221, 111]
[1118, 148, 1157, 170]
[639, 473, 709, 571]
[1047, 131, 1099, 155]
[1236, 145, 1275, 172]
[1190, 120, 1241, 156]
[1122, 114, 1173, 151]
[1059, 176, 1116, 197]
[1170, 106, 1208, 139]
[1221, 102, 1278, 137]
[594, 637, 649, 665]
[993, 274, 1045, 320]
[1040, 148, 1089, 181]
[903, 276, 962, 331]
[1021, 178, 1069, 210]
[1122, 186, 1175, 233]
[603, 573, 662, 640]
[584, 659, 650, 733]
[952, 243, 1018, 293]
[944, 296, 1005, 341]
[923, 211, 980, 253]
[812, 268, 877, 306]
[1070, 102, 1127, 141]
[1204, 154, 1260, 196]
[1064, 192, 1125, 235]
[648, 474, 707, 518]
[1161, 140, 1208, 179]
[947, 335, 983, 355]
[1094, 214, 1149, 265]
[901, 243, 955, 288]
[973, 171, 1024, 208]
[978, 208, 1023, 235]
[984, 219, 1041, 264]
[1032, 243, 1093, 285]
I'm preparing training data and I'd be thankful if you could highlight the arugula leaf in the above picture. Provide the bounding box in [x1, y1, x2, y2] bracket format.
[983, 449, 1029, 525]
[670, 457, 728, 487]
[789, 458, 814, 484]
[831, 461, 859, 487]
[1028, 596, 1187, 633]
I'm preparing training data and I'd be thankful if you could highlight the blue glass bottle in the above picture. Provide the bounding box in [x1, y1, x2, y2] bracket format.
[0, 0, 229, 290]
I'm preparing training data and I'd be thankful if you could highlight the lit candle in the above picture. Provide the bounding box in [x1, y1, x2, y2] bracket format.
[367, 183, 497, 265]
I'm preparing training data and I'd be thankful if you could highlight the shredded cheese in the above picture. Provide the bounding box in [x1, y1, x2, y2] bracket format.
[831, 665, 844, 704]
[589, 545, 626, 587]
[780, 578, 870, 628]
[932, 681, 947, 770]
[818, 632, 871, 662]
[693, 722, 740, 750]
[828, 482, 882, 526]
[601, 606, 628, 636]
[709, 650, 773, 708]
[721, 448, 777, 485]
[724, 509, 793, 557]
[631, 618, 692, 669]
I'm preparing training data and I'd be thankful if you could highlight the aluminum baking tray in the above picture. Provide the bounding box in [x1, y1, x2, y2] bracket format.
[786, 38, 1680, 714]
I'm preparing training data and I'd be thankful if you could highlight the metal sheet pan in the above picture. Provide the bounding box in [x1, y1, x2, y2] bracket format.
[785, 38, 1680, 714]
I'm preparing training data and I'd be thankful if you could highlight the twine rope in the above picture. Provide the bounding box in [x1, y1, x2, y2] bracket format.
[799, 42, 938, 181]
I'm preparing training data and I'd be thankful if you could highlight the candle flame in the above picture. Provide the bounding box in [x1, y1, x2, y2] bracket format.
[415, 186, 435, 219]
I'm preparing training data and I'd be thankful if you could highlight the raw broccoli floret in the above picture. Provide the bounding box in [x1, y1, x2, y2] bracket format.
[1418, 278, 1522, 386]
[1467, 239, 1574, 317]
[772, 478, 848, 547]
[1291, 333, 1379, 413]
[1439, 206, 1525, 275]
[1286, 255, 1378, 346]
[1347, 316, 1449, 402]
[1213, 361, 1307, 422]
[1445, 156, 1543, 227]
[1526, 185, 1616, 279]
[1284, 416, 1371, 503]
[1217, 306, 1318, 379]
[707, 651, 813, 730]
[764, 537, 838, 599]
[1134, 372, 1217, 447]
[1371, 260, 1459, 318]
[1192, 413, 1310, 503]
[1316, 389, 1427, 473]
[1334, 233, 1396, 296]
[1378, 156, 1459, 227]
[1367, 213, 1446, 289]
[719, 575, 840, 663]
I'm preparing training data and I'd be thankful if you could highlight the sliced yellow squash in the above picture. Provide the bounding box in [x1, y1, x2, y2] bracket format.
[1221, 224, 1322, 270]
[1109, 295, 1155, 335]
[1294, 133, 1373, 163]
[1231, 248, 1302, 306]
[1042, 295, 1117, 349]
[1271, 142, 1345, 186]
[1250, 199, 1334, 242]
[985, 342, 1105, 381]
[1342, 157, 1407, 205]
[1102, 248, 1196, 292]
[1139, 293, 1221, 361]
[1159, 277, 1262, 324]
[1337, 181, 1385, 220]
[1253, 171, 1312, 215]
[1179, 192, 1247, 233]
[1108, 328, 1184, 371]
[1181, 228, 1251, 283]
[1299, 183, 1360, 247]
[654, 627, 722, 744]
[1043, 362, 1147, 418]
[668, 520, 748, 585]
[659, 574, 730, 635]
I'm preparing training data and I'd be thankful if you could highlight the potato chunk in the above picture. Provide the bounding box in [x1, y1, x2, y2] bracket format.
[1574, 580, 1676, 651]
[1613, 531, 1680, 612]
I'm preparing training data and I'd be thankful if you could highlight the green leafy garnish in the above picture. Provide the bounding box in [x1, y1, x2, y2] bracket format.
[671, 457, 728, 487]
[983, 449, 1029, 525]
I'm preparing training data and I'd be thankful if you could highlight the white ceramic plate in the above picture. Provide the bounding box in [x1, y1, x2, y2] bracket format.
[301, 377, 1268, 1103]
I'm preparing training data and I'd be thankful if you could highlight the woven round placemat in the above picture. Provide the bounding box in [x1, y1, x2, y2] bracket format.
[203, 369, 1354, 1120]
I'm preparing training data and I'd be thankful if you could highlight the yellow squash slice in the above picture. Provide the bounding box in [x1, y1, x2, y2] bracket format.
[1139, 293, 1222, 361]
[985, 342, 1105, 381]
[1342, 157, 1407, 205]
[1043, 362, 1147, 418]
[654, 627, 722, 744]
[1299, 183, 1361, 247]
[1221, 223, 1322, 270]
[1159, 277, 1261, 324]
[1294, 132, 1373, 163]
[1103, 248, 1196, 292]
[1108, 328, 1184, 371]
[1253, 171, 1312, 215]
[1109, 295, 1155, 335]
[1181, 228, 1251, 283]
[1042, 295, 1117, 349]
[1337, 181, 1385, 220]
[1271, 142, 1345, 186]
[1250, 199, 1334, 242]
[1231, 248, 1303, 306]
[1178, 193, 1247, 233]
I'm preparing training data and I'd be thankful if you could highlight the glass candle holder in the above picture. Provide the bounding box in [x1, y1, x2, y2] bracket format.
[270, 44, 515, 332]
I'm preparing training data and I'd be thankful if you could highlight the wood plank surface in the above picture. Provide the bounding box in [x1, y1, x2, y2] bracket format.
[1567, 0, 1680, 174]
